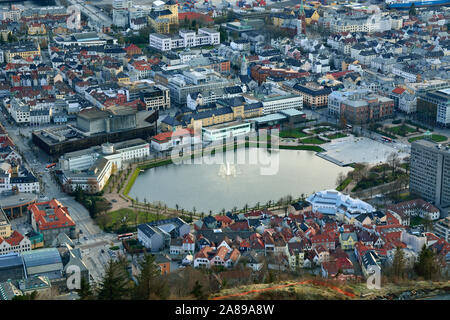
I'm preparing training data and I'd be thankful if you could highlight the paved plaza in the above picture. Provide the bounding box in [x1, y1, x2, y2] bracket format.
[318, 136, 410, 166]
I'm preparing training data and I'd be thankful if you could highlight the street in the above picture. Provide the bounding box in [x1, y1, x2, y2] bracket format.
[0, 109, 118, 284]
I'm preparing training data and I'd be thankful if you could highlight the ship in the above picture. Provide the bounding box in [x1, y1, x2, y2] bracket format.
[386, 0, 450, 9]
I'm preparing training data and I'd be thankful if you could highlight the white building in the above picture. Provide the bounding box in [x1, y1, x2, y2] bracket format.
[261, 94, 303, 115]
[60, 139, 149, 193]
[391, 65, 418, 83]
[149, 28, 220, 52]
[434, 217, 450, 242]
[307, 190, 375, 216]
[0, 231, 32, 256]
[150, 128, 201, 152]
[202, 122, 252, 142]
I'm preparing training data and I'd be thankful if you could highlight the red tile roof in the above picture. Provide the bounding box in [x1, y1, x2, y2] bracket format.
[28, 199, 75, 231]
[392, 87, 406, 95]
[1, 230, 25, 246]
[151, 128, 194, 143]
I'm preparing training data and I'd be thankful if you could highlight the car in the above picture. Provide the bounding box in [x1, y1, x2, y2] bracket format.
[101, 249, 105, 253]
[84, 236, 88, 240]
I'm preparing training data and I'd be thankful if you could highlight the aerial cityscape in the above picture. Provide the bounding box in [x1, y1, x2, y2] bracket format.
[0, 0, 449, 304]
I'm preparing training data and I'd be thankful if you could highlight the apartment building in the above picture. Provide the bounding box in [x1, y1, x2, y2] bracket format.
[149, 28, 220, 52]
[410, 140, 450, 209]
[2, 42, 41, 63]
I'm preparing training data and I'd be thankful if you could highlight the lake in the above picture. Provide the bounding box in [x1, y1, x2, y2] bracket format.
[129, 148, 352, 213]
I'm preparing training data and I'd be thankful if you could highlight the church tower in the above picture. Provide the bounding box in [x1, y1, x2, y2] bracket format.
[298, 0, 306, 35]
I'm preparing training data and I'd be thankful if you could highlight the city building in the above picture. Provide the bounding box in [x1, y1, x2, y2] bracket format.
[434, 217, 450, 242]
[292, 83, 332, 109]
[59, 139, 150, 193]
[340, 95, 394, 125]
[0, 253, 26, 282]
[387, 199, 441, 223]
[0, 208, 11, 238]
[32, 110, 158, 156]
[410, 140, 450, 210]
[148, 0, 178, 34]
[0, 230, 31, 256]
[307, 190, 375, 217]
[201, 121, 252, 142]
[149, 28, 220, 52]
[328, 88, 371, 117]
[28, 199, 76, 244]
[251, 65, 309, 84]
[417, 88, 450, 128]
[259, 94, 303, 115]
[1, 42, 40, 63]
[21, 248, 64, 280]
[151, 128, 200, 152]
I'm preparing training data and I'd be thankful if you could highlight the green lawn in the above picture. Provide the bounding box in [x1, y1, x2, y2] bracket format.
[103, 208, 167, 232]
[280, 129, 310, 139]
[387, 124, 416, 137]
[408, 134, 448, 143]
[300, 136, 327, 145]
[326, 133, 348, 140]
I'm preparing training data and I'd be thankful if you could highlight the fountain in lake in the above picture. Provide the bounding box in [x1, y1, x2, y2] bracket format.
[219, 161, 237, 177]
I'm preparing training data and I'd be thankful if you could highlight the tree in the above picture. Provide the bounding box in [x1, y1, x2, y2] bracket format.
[387, 152, 400, 177]
[392, 246, 406, 280]
[88, 198, 98, 219]
[76, 277, 94, 300]
[97, 258, 132, 300]
[219, 26, 228, 42]
[133, 254, 168, 300]
[190, 280, 206, 300]
[415, 245, 440, 280]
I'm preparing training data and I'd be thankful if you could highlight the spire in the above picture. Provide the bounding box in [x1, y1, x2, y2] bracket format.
[298, 0, 306, 35]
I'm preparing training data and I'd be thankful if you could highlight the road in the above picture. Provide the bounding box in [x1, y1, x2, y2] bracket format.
[0, 111, 119, 284]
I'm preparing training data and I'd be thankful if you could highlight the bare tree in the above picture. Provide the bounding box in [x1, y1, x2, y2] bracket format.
[387, 152, 400, 177]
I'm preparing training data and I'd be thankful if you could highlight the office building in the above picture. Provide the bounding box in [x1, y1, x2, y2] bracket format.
[410, 140, 450, 209]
